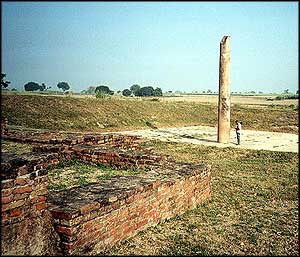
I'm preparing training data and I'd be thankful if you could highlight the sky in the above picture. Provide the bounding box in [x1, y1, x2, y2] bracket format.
[1, 1, 299, 93]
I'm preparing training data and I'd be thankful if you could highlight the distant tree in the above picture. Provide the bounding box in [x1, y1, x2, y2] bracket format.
[1, 73, 11, 88]
[136, 86, 155, 97]
[284, 89, 289, 94]
[154, 87, 163, 97]
[86, 86, 96, 94]
[250, 91, 256, 94]
[40, 83, 46, 91]
[130, 84, 141, 96]
[122, 89, 132, 97]
[95, 85, 114, 95]
[297, 90, 299, 94]
[24, 82, 41, 91]
[57, 82, 70, 92]
[207, 89, 212, 94]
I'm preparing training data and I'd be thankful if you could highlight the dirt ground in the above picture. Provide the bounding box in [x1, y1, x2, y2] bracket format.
[119, 125, 299, 153]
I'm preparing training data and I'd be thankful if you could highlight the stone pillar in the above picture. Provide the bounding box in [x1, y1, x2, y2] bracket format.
[217, 36, 231, 143]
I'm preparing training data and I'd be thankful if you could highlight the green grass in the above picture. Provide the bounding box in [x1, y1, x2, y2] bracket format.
[1, 94, 298, 134]
[1, 140, 33, 154]
[99, 140, 299, 256]
[47, 159, 144, 192]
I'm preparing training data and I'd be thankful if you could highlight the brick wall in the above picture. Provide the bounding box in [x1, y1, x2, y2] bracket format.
[1, 152, 62, 255]
[49, 161, 211, 255]
[1, 132, 212, 256]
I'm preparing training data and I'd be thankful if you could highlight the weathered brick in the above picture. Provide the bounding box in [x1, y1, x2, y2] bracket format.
[143, 209, 156, 220]
[1, 195, 13, 204]
[60, 241, 75, 255]
[15, 177, 30, 186]
[31, 195, 47, 204]
[122, 224, 135, 235]
[35, 201, 47, 211]
[33, 175, 48, 185]
[13, 185, 32, 194]
[55, 225, 74, 236]
[1, 188, 13, 197]
[1, 211, 8, 223]
[1, 179, 14, 189]
[17, 165, 29, 176]
[2, 199, 26, 212]
[8, 208, 23, 217]
[80, 202, 101, 215]
[30, 188, 48, 198]
[1, 131, 212, 255]
[50, 209, 80, 220]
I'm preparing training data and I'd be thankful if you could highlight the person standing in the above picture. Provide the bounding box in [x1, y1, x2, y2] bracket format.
[235, 120, 242, 145]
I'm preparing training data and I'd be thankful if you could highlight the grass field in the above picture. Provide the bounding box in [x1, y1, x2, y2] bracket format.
[1, 94, 298, 134]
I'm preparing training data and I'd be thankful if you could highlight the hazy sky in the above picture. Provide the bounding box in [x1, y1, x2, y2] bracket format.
[1, 1, 298, 93]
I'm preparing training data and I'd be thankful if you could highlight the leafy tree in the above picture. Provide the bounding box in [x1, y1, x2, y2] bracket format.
[95, 85, 114, 95]
[154, 87, 163, 97]
[284, 89, 289, 94]
[130, 84, 141, 96]
[1, 73, 11, 88]
[95, 91, 111, 99]
[57, 82, 70, 92]
[24, 82, 41, 91]
[122, 89, 132, 96]
[136, 86, 155, 97]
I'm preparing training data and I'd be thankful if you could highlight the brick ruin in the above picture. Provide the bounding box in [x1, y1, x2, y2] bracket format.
[1, 124, 212, 255]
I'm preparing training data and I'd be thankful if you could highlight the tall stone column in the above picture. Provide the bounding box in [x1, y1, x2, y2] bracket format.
[217, 35, 231, 143]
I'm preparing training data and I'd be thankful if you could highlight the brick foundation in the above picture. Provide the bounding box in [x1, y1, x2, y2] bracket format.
[1, 130, 212, 255]
[1, 152, 61, 255]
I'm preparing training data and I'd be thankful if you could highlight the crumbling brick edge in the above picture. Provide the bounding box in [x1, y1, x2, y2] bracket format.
[1, 131, 212, 256]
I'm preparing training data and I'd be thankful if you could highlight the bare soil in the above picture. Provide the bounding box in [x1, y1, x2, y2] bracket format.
[119, 125, 299, 153]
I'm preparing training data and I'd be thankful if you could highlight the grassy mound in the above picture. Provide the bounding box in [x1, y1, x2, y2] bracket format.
[1, 94, 298, 133]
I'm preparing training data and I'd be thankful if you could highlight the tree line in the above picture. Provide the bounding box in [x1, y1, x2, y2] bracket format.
[1, 73, 162, 97]
[82, 84, 163, 97]
[23, 81, 70, 92]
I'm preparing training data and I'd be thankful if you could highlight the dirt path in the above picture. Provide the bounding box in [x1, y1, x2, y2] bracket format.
[119, 125, 298, 153]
